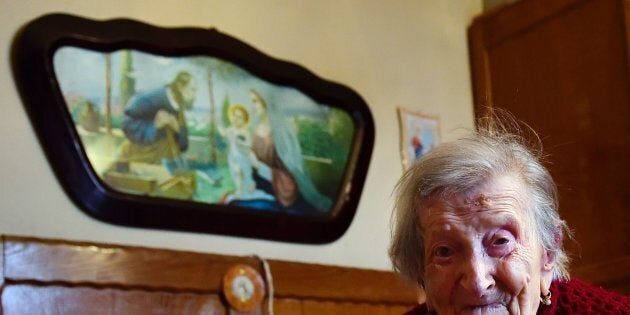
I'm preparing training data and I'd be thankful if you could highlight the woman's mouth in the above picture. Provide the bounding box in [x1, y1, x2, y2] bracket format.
[460, 303, 508, 315]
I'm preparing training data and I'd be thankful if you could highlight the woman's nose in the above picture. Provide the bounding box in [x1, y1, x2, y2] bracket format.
[459, 252, 495, 297]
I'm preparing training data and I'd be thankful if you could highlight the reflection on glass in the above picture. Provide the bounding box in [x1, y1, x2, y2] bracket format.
[53, 47, 355, 215]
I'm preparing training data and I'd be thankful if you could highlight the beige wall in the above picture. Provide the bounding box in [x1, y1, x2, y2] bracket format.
[0, 0, 481, 271]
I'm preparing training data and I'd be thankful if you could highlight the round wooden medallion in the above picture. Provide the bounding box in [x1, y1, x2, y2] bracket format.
[222, 264, 266, 312]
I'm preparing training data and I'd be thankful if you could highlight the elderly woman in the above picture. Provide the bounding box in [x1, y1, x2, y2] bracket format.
[389, 116, 629, 314]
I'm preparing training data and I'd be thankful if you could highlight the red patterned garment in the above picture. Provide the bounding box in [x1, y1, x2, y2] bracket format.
[403, 278, 630, 315]
[540, 278, 629, 314]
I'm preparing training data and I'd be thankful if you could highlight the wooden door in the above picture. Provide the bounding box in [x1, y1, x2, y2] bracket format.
[469, 0, 629, 293]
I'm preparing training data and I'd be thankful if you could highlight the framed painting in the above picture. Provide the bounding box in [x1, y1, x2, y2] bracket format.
[397, 107, 439, 170]
[11, 14, 374, 243]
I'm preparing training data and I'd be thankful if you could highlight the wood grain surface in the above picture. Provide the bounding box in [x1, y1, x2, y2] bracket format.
[0, 235, 419, 314]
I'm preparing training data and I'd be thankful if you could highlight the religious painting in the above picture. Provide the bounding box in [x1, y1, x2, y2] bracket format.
[397, 107, 440, 170]
[12, 13, 374, 243]
[54, 47, 352, 214]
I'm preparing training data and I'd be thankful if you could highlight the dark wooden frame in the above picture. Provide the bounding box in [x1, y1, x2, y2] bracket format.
[10, 13, 375, 244]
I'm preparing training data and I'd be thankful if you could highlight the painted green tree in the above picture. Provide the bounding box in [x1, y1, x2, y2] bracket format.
[296, 108, 354, 199]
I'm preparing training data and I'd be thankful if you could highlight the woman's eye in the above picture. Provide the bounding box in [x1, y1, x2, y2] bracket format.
[493, 237, 510, 246]
[434, 246, 453, 257]
[487, 233, 516, 257]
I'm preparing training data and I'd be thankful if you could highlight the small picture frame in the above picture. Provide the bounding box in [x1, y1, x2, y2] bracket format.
[397, 107, 440, 170]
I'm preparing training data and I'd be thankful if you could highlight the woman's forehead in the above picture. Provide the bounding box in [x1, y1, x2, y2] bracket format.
[419, 175, 529, 227]
[421, 202, 522, 233]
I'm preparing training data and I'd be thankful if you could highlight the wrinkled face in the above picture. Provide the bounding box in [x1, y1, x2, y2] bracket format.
[420, 175, 551, 315]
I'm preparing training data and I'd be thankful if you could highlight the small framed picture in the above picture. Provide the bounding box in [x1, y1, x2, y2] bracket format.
[397, 107, 440, 170]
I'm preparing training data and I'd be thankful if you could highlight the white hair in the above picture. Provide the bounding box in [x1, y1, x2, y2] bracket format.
[389, 114, 571, 286]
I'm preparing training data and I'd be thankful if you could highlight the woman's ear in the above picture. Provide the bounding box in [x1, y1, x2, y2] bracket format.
[542, 249, 556, 272]
[540, 228, 563, 292]
[543, 226, 564, 271]
[540, 248, 555, 295]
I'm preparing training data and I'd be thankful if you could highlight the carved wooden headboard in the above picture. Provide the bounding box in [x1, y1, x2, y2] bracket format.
[0, 235, 421, 314]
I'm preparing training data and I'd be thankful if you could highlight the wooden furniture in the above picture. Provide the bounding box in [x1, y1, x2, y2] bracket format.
[469, 0, 629, 293]
[0, 235, 420, 314]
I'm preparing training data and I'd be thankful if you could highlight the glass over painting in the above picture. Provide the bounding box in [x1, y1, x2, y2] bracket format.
[54, 47, 355, 216]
